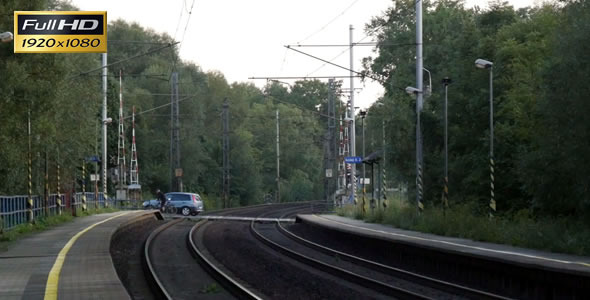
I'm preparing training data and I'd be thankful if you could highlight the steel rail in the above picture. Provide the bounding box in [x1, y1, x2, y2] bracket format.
[276, 220, 512, 300]
[143, 218, 184, 300]
[250, 218, 430, 299]
[188, 220, 262, 300]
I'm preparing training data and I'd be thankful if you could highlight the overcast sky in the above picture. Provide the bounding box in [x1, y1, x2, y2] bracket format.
[69, 0, 538, 108]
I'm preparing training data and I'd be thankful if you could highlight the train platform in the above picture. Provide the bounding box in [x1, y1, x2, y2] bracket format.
[0, 210, 155, 300]
[296, 214, 590, 276]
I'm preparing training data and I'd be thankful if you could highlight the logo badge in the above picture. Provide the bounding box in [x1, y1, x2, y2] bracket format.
[14, 11, 107, 53]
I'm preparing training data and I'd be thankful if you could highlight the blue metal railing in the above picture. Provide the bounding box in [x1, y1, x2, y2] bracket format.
[0, 193, 111, 232]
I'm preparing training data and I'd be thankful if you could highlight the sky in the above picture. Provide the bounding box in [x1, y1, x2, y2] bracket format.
[69, 0, 538, 109]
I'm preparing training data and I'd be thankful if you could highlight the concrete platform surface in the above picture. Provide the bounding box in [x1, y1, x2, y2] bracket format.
[0, 210, 153, 300]
[297, 214, 590, 276]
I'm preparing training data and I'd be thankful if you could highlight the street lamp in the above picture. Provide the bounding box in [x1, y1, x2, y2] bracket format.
[423, 68, 432, 98]
[405, 87, 421, 95]
[441, 77, 452, 211]
[406, 86, 424, 212]
[0, 31, 13, 43]
[475, 58, 495, 216]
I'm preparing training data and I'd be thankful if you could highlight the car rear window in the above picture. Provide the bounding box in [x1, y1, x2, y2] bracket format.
[169, 193, 191, 201]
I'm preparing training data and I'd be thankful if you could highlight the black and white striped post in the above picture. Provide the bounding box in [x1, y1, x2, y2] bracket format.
[405, 86, 424, 213]
[490, 157, 495, 215]
[442, 77, 452, 212]
[382, 120, 388, 209]
[81, 160, 87, 212]
[475, 59, 495, 217]
[27, 108, 34, 224]
[57, 161, 62, 215]
[44, 151, 48, 217]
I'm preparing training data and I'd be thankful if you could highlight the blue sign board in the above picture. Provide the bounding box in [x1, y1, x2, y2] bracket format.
[86, 155, 100, 163]
[345, 156, 362, 164]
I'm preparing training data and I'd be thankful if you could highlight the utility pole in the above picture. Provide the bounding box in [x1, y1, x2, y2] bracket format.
[349, 24, 357, 205]
[415, 0, 424, 212]
[276, 109, 280, 203]
[101, 53, 108, 199]
[170, 72, 182, 192]
[130, 106, 139, 185]
[117, 70, 127, 199]
[222, 98, 230, 208]
[324, 79, 337, 205]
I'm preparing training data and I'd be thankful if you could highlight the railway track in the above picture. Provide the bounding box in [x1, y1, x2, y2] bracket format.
[144, 202, 510, 299]
[144, 202, 315, 299]
[268, 216, 511, 299]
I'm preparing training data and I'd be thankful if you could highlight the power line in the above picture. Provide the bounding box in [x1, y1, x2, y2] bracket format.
[178, 0, 197, 53]
[264, 94, 342, 121]
[297, 0, 360, 44]
[122, 93, 197, 120]
[171, 0, 196, 74]
[288, 42, 415, 47]
[305, 23, 394, 77]
[285, 45, 405, 92]
[69, 42, 179, 79]
[173, 0, 186, 41]
[250, 76, 361, 80]
[288, 43, 375, 47]
[107, 40, 172, 45]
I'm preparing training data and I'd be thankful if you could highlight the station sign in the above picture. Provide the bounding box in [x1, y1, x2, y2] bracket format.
[345, 156, 362, 164]
[14, 11, 107, 53]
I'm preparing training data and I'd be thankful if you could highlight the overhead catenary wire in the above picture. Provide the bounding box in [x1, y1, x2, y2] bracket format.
[304, 22, 393, 76]
[285, 45, 408, 92]
[107, 40, 173, 45]
[177, 0, 197, 53]
[288, 42, 416, 47]
[171, 0, 197, 73]
[173, 0, 187, 40]
[297, 0, 361, 44]
[122, 93, 197, 120]
[69, 42, 179, 79]
[264, 94, 344, 121]
[250, 76, 362, 80]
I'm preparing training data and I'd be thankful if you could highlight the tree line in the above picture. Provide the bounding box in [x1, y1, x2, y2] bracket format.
[361, 0, 590, 219]
[1, 0, 334, 208]
[3, 0, 590, 219]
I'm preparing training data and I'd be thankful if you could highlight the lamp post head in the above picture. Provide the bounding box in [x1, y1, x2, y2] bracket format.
[405, 86, 421, 95]
[475, 58, 493, 69]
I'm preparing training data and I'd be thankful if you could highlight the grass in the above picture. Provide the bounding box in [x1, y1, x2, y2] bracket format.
[0, 207, 120, 251]
[200, 283, 221, 294]
[336, 193, 590, 256]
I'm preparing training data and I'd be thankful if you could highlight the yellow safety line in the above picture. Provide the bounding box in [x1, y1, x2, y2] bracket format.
[44, 212, 133, 300]
[316, 215, 590, 268]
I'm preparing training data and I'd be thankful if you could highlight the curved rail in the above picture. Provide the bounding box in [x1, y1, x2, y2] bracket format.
[276, 219, 511, 300]
[188, 220, 262, 300]
[250, 215, 429, 299]
[143, 218, 184, 300]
